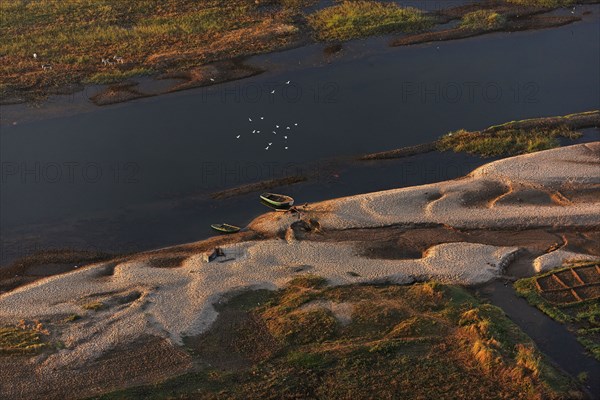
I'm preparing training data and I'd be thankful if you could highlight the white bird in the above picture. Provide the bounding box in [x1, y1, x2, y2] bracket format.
[257, 130, 261, 133]
[253, 130, 256, 133]
[286, 80, 291, 84]
[284, 136, 288, 139]
[265, 147, 269, 150]
[286, 126, 290, 130]
[272, 131, 277, 134]
[260, 116, 264, 119]
[275, 125, 279, 128]
[285, 147, 288, 150]
[41, 64, 52, 70]
[271, 90, 275, 94]
[236, 135, 241, 139]
[33, 53, 37, 59]
[268, 142, 272, 145]
[249, 117, 252, 122]
[113, 55, 124, 63]
[294, 123, 298, 126]
[210, 78, 215, 82]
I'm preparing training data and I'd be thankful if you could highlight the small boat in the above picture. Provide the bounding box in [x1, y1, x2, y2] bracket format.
[260, 193, 294, 208]
[260, 198, 292, 212]
[210, 223, 241, 234]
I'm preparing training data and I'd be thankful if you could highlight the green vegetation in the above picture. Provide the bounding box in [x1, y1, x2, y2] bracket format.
[437, 125, 582, 157]
[64, 314, 82, 322]
[506, 0, 574, 7]
[0, 0, 584, 101]
[307, 1, 433, 41]
[514, 262, 600, 360]
[82, 301, 105, 311]
[460, 10, 507, 31]
[0, 320, 48, 354]
[0, 0, 305, 100]
[95, 279, 579, 399]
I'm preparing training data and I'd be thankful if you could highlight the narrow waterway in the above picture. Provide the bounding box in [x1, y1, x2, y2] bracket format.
[475, 281, 600, 399]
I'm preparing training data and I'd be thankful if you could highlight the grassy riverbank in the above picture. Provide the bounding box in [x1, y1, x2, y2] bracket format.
[437, 111, 599, 157]
[0, 0, 305, 101]
[95, 280, 580, 399]
[362, 110, 599, 160]
[437, 126, 582, 157]
[1, 0, 593, 103]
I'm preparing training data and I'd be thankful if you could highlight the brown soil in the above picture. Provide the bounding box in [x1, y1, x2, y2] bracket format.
[360, 142, 437, 161]
[90, 59, 263, 106]
[0, 335, 192, 400]
[89, 82, 154, 106]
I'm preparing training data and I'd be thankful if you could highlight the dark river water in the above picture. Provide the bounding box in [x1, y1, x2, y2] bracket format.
[476, 282, 600, 399]
[1, 7, 599, 264]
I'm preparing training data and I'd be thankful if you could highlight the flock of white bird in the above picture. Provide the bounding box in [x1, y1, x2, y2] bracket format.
[236, 80, 299, 151]
[101, 55, 124, 65]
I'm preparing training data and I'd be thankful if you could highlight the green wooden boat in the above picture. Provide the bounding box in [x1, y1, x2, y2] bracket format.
[210, 223, 241, 234]
[260, 193, 294, 208]
[260, 198, 292, 212]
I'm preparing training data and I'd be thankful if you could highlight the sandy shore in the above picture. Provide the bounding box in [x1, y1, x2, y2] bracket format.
[0, 143, 598, 398]
[251, 142, 600, 233]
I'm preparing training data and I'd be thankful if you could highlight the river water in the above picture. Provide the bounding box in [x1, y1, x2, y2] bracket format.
[476, 281, 600, 399]
[1, 7, 599, 264]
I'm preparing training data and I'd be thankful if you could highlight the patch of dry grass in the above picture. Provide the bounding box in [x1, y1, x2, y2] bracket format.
[0, 320, 49, 354]
[96, 281, 580, 399]
[460, 10, 507, 31]
[437, 125, 582, 157]
[307, 1, 433, 41]
[0, 0, 302, 101]
[82, 301, 105, 311]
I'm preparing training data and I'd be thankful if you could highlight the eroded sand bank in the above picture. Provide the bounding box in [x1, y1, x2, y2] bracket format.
[251, 142, 600, 233]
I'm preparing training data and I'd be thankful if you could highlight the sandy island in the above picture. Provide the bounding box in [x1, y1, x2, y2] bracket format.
[0, 143, 598, 398]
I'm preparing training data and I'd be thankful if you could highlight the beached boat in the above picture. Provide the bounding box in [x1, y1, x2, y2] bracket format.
[260, 193, 294, 208]
[210, 223, 241, 233]
[259, 198, 292, 211]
